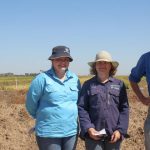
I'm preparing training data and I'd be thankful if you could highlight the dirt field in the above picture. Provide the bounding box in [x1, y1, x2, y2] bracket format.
[0, 85, 148, 150]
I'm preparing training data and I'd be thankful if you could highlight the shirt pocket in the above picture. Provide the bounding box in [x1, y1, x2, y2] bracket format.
[45, 83, 58, 93]
[44, 84, 62, 101]
[69, 86, 79, 101]
[109, 89, 120, 106]
[70, 86, 79, 91]
[89, 87, 102, 105]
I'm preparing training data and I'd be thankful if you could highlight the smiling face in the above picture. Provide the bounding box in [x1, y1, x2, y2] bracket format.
[95, 61, 112, 78]
[52, 57, 70, 76]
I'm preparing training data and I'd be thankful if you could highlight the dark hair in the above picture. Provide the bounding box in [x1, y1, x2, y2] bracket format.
[89, 62, 117, 76]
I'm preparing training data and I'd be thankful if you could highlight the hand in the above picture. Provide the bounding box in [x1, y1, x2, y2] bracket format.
[28, 126, 35, 134]
[140, 96, 150, 106]
[87, 128, 102, 140]
[109, 130, 121, 143]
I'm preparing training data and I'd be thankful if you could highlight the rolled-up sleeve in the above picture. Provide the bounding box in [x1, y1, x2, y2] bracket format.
[129, 54, 146, 83]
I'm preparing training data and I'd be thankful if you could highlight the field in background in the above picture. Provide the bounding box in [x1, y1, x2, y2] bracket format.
[0, 75, 148, 150]
[0, 75, 133, 91]
[0, 76, 34, 90]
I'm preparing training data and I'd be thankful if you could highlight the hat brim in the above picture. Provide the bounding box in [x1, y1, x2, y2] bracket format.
[88, 60, 119, 69]
[48, 55, 73, 62]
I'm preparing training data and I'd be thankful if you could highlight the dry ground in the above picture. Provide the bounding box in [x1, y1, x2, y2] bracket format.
[0, 86, 148, 150]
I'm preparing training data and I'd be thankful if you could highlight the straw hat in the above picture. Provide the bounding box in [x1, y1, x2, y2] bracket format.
[88, 50, 119, 69]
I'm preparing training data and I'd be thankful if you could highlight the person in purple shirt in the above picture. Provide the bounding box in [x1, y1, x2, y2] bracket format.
[129, 51, 150, 150]
[78, 51, 129, 150]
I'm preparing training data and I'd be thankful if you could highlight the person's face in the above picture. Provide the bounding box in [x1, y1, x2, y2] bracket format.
[95, 61, 112, 76]
[52, 57, 70, 73]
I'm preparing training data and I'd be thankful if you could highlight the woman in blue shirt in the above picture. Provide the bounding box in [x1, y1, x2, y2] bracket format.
[26, 46, 81, 150]
[78, 51, 129, 150]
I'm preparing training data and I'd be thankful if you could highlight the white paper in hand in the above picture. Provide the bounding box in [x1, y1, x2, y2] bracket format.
[94, 128, 106, 136]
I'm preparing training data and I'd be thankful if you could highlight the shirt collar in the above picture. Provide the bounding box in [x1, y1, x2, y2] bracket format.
[94, 76, 114, 83]
[47, 67, 74, 79]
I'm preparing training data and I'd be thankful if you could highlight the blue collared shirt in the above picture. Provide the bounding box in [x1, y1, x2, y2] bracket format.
[129, 51, 150, 94]
[78, 76, 129, 138]
[26, 68, 81, 137]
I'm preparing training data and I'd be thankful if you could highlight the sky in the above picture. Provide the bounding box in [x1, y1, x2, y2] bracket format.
[0, 0, 150, 75]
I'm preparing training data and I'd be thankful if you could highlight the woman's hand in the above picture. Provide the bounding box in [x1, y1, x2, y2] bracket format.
[109, 130, 121, 143]
[87, 128, 102, 140]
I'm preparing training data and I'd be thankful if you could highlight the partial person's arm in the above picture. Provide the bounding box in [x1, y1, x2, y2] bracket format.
[26, 74, 45, 118]
[113, 82, 129, 142]
[78, 82, 98, 139]
[129, 53, 150, 105]
[130, 80, 150, 105]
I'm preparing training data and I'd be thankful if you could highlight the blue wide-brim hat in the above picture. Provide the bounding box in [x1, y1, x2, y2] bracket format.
[48, 46, 73, 62]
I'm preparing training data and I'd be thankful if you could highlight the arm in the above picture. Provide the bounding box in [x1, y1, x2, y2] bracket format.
[78, 82, 94, 134]
[130, 80, 150, 105]
[112, 82, 129, 143]
[26, 74, 45, 118]
[129, 53, 150, 105]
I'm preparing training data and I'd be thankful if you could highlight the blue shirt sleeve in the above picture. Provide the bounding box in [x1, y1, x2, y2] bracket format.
[129, 54, 146, 83]
[26, 74, 45, 118]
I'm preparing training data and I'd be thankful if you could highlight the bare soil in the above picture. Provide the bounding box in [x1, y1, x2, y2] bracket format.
[0, 86, 148, 150]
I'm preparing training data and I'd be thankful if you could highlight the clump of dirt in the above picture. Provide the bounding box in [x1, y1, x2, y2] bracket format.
[0, 88, 148, 150]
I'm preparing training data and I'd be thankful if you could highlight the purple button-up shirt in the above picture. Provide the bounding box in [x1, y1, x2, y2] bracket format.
[78, 76, 129, 138]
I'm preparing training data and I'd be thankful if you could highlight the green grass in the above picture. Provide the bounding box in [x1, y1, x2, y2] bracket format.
[0, 76, 35, 90]
[79, 75, 131, 89]
[78, 75, 93, 85]
[0, 75, 145, 91]
[115, 75, 130, 89]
